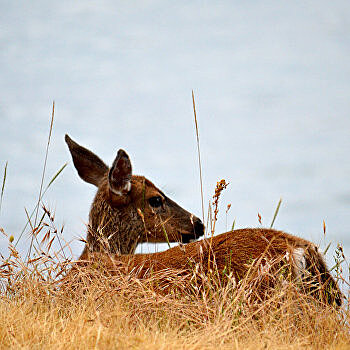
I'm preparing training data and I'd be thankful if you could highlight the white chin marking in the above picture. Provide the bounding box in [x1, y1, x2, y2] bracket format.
[190, 214, 194, 225]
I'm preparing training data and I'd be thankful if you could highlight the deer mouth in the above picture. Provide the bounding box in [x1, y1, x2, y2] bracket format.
[181, 231, 203, 243]
[181, 233, 198, 243]
[180, 217, 205, 243]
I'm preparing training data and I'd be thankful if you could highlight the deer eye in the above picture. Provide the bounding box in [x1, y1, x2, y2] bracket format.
[148, 196, 163, 208]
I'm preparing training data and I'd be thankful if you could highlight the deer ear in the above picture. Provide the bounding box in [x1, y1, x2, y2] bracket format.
[108, 149, 132, 195]
[65, 134, 108, 187]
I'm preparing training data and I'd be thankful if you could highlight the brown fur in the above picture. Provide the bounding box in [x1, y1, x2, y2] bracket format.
[75, 228, 342, 306]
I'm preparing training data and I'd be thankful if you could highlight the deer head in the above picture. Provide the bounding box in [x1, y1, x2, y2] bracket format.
[65, 135, 204, 256]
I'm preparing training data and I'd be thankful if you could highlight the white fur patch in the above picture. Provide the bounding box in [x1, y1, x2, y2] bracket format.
[125, 181, 131, 192]
[110, 181, 131, 196]
[258, 258, 272, 275]
[111, 189, 123, 196]
[292, 247, 306, 280]
[227, 273, 236, 288]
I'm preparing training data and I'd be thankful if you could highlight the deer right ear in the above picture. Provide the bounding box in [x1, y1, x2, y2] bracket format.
[108, 149, 132, 196]
[65, 134, 109, 187]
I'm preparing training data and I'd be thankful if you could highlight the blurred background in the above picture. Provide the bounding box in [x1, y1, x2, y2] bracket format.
[0, 2, 349, 281]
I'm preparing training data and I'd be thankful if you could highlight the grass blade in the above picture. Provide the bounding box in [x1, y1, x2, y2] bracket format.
[0, 161, 8, 215]
[323, 242, 332, 256]
[270, 198, 282, 228]
[329, 259, 345, 272]
[34, 101, 55, 228]
[14, 163, 66, 248]
[159, 215, 171, 249]
[45, 163, 67, 190]
[192, 90, 205, 225]
[231, 219, 236, 231]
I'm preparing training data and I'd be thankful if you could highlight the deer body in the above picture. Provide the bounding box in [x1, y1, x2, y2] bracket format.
[75, 228, 342, 306]
[66, 135, 342, 306]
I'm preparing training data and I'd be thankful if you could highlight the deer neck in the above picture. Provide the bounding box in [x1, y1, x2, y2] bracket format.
[87, 196, 144, 255]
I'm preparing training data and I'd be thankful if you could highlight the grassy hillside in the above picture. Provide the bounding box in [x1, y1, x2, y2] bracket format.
[0, 234, 349, 350]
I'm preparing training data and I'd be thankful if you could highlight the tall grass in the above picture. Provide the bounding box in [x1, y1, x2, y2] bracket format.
[0, 235, 349, 349]
[0, 174, 349, 349]
[0, 105, 349, 349]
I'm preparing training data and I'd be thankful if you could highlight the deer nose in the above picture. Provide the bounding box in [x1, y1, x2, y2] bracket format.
[193, 218, 205, 238]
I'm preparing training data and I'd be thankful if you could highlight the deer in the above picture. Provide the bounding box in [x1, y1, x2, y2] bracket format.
[65, 135, 342, 307]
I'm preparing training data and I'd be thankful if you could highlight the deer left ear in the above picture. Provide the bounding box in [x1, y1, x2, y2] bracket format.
[108, 149, 132, 196]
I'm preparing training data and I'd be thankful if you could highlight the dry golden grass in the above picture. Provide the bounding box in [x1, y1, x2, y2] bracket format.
[0, 242, 349, 350]
[0, 111, 349, 349]
[0, 174, 348, 349]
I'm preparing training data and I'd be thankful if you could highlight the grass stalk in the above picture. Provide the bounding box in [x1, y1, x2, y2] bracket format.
[0, 161, 8, 216]
[25, 102, 56, 259]
[34, 101, 55, 228]
[270, 198, 282, 228]
[192, 90, 205, 226]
